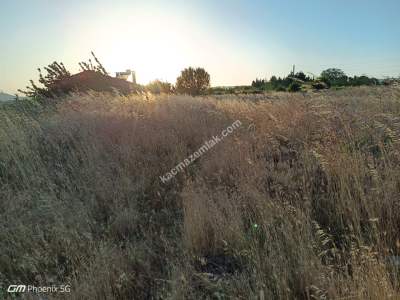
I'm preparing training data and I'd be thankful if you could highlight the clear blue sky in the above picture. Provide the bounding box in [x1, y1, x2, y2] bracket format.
[1, 0, 400, 93]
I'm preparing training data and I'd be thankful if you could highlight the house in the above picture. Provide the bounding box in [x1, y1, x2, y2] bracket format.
[116, 69, 136, 84]
[50, 70, 138, 95]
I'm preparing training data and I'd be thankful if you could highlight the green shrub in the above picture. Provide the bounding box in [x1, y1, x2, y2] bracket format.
[288, 82, 302, 92]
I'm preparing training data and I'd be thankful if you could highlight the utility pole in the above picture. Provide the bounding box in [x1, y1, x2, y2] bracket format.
[292, 65, 296, 76]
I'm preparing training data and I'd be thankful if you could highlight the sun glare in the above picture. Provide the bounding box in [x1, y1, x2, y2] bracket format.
[64, 5, 254, 87]
[75, 11, 196, 84]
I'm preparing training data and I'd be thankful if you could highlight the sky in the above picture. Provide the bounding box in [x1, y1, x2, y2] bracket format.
[1, 0, 400, 94]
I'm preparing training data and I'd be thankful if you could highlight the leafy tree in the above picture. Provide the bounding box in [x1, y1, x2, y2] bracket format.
[146, 80, 174, 94]
[320, 68, 348, 86]
[18, 62, 71, 98]
[78, 51, 108, 75]
[293, 71, 309, 82]
[19, 52, 108, 99]
[270, 76, 278, 85]
[176, 67, 210, 95]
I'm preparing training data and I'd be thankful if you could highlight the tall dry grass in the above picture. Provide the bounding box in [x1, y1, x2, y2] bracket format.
[1, 86, 400, 299]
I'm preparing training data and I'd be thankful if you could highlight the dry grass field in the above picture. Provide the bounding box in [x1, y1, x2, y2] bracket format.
[1, 86, 400, 299]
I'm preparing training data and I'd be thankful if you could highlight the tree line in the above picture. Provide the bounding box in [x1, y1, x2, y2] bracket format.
[251, 68, 392, 92]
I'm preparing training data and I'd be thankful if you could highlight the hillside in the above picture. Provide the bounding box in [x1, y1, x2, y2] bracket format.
[1, 86, 400, 299]
[0, 92, 15, 102]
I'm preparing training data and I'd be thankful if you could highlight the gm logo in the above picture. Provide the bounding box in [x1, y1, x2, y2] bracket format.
[7, 285, 26, 293]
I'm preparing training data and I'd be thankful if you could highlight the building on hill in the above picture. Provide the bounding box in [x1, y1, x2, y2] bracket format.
[50, 70, 138, 95]
[116, 69, 136, 84]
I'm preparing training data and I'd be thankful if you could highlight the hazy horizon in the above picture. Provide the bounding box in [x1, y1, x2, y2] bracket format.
[1, 0, 400, 94]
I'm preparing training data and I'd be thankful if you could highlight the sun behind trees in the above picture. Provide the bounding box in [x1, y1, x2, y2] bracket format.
[18, 52, 212, 101]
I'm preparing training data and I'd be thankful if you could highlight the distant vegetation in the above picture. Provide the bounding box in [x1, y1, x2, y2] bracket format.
[15, 51, 400, 102]
[249, 68, 395, 93]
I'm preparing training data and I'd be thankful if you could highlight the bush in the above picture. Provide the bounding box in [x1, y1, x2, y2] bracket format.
[312, 81, 328, 90]
[275, 86, 287, 92]
[176, 67, 210, 96]
[288, 82, 302, 92]
[320, 68, 348, 86]
[146, 80, 174, 94]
